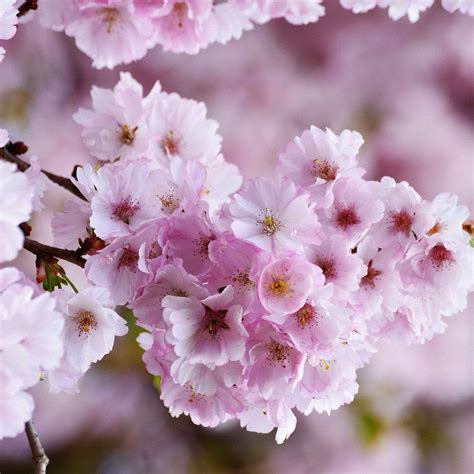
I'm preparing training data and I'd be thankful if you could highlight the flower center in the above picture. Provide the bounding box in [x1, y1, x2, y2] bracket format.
[118, 247, 139, 272]
[232, 269, 254, 289]
[203, 306, 229, 337]
[161, 130, 180, 155]
[269, 277, 291, 297]
[266, 338, 290, 367]
[336, 206, 360, 230]
[193, 233, 216, 259]
[388, 210, 413, 236]
[159, 193, 180, 214]
[361, 259, 382, 288]
[259, 213, 282, 235]
[112, 196, 140, 224]
[102, 7, 120, 33]
[316, 257, 336, 281]
[295, 303, 317, 329]
[120, 124, 137, 145]
[76, 310, 97, 337]
[427, 222, 443, 236]
[429, 244, 454, 269]
[312, 159, 337, 181]
[173, 2, 187, 28]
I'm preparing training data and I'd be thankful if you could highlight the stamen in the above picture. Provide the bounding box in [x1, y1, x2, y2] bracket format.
[361, 259, 382, 288]
[161, 130, 180, 155]
[76, 310, 97, 337]
[388, 210, 413, 236]
[266, 338, 290, 367]
[112, 196, 140, 224]
[429, 244, 454, 269]
[203, 306, 229, 337]
[427, 222, 443, 236]
[232, 269, 254, 288]
[159, 193, 180, 213]
[258, 213, 283, 235]
[172, 2, 187, 28]
[102, 7, 120, 33]
[120, 124, 137, 145]
[192, 234, 216, 259]
[295, 303, 317, 329]
[118, 247, 139, 272]
[316, 257, 337, 280]
[336, 206, 360, 230]
[312, 159, 337, 181]
[269, 277, 291, 296]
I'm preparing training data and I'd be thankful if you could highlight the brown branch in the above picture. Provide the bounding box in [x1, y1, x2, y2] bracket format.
[24, 237, 86, 268]
[17, 0, 38, 18]
[25, 420, 49, 474]
[0, 146, 87, 201]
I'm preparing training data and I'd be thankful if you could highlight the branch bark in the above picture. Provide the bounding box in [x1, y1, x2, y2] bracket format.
[25, 421, 49, 474]
[24, 237, 86, 268]
[0, 146, 87, 201]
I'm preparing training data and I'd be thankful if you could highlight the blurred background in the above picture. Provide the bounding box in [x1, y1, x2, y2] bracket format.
[0, 2, 473, 473]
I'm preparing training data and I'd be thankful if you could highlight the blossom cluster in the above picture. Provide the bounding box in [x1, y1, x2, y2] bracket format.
[29, 0, 474, 69]
[46, 74, 474, 442]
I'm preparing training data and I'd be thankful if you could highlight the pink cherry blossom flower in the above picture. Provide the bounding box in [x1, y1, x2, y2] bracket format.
[170, 358, 243, 396]
[246, 322, 305, 400]
[265, 286, 344, 356]
[166, 213, 218, 275]
[442, 0, 474, 14]
[160, 376, 243, 428]
[0, 269, 63, 438]
[350, 236, 404, 321]
[0, 161, 34, 263]
[340, 0, 377, 13]
[306, 234, 366, 301]
[370, 177, 431, 250]
[65, 0, 156, 69]
[378, 0, 434, 23]
[258, 256, 319, 315]
[0, 388, 33, 439]
[278, 126, 365, 208]
[238, 395, 298, 444]
[320, 178, 384, 245]
[208, 234, 266, 310]
[152, 0, 214, 54]
[0, 0, 18, 63]
[131, 264, 208, 329]
[202, 157, 242, 215]
[86, 222, 165, 304]
[52, 197, 92, 250]
[238, 0, 325, 25]
[23, 156, 49, 212]
[48, 358, 84, 394]
[153, 157, 207, 216]
[146, 91, 222, 167]
[90, 161, 161, 240]
[137, 328, 176, 379]
[56, 286, 128, 373]
[163, 285, 248, 366]
[229, 176, 321, 254]
[74, 72, 156, 161]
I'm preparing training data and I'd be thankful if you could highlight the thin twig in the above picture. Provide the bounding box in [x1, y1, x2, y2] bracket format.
[17, 0, 38, 18]
[25, 420, 49, 474]
[0, 146, 87, 201]
[24, 237, 86, 268]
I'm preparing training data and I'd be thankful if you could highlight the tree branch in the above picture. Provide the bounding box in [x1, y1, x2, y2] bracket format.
[24, 237, 86, 268]
[0, 146, 87, 201]
[17, 0, 38, 18]
[25, 421, 49, 474]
